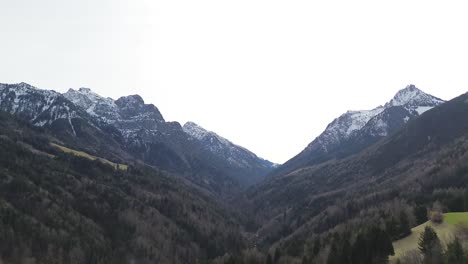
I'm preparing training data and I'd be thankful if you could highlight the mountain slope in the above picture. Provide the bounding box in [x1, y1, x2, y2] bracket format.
[0, 82, 81, 129]
[0, 83, 132, 163]
[0, 111, 246, 264]
[0, 82, 274, 195]
[64, 86, 275, 191]
[183, 122, 275, 185]
[243, 90, 468, 259]
[273, 85, 444, 177]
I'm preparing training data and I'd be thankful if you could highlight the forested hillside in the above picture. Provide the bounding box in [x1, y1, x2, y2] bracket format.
[0, 112, 245, 264]
[239, 92, 468, 263]
[2, 85, 468, 264]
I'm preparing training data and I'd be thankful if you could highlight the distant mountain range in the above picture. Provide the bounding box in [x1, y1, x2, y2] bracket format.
[0, 82, 275, 195]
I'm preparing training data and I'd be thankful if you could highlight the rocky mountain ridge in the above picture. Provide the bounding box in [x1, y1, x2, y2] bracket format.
[0, 82, 275, 194]
[273, 85, 445, 177]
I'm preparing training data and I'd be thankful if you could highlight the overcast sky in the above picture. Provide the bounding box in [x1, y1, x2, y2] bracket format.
[1, 0, 468, 163]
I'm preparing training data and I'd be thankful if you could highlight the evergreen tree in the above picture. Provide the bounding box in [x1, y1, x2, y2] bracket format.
[351, 233, 368, 264]
[351, 226, 394, 264]
[312, 238, 321, 256]
[418, 226, 442, 264]
[445, 237, 465, 264]
[464, 190, 468, 211]
[399, 211, 411, 238]
[266, 254, 273, 264]
[273, 248, 281, 263]
[418, 226, 438, 254]
[372, 226, 394, 263]
[414, 206, 428, 225]
[327, 238, 340, 264]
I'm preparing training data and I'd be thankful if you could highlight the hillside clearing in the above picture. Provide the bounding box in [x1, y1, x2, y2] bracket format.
[51, 143, 128, 170]
[391, 212, 468, 262]
[444, 212, 468, 225]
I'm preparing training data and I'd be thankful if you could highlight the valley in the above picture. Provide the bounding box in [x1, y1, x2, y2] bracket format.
[1, 82, 468, 264]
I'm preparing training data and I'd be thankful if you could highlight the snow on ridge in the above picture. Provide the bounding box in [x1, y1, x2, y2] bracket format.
[183, 121, 268, 165]
[64, 88, 120, 122]
[387, 84, 444, 107]
[183, 121, 209, 141]
[183, 121, 230, 146]
[307, 85, 444, 152]
[318, 106, 385, 147]
[344, 107, 385, 136]
[0, 83, 80, 129]
[415, 106, 433, 115]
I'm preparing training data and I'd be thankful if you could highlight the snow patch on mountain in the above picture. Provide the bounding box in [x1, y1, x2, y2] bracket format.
[386, 84, 444, 107]
[305, 85, 445, 153]
[0, 82, 80, 128]
[183, 122, 240, 152]
[344, 107, 385, 136]
[414, 106, 433, 115]
[64, 88, 167, 142]
[64, 88, 120, 122]
[183, 121, 274, 168]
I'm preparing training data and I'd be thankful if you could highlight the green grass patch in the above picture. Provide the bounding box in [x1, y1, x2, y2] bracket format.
[51, 143, 128, 171]
[444, 212, 468, 225]
[391, 212, 468, 263]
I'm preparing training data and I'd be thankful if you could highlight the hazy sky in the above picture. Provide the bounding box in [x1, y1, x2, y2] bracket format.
[1, 0, 468, 163]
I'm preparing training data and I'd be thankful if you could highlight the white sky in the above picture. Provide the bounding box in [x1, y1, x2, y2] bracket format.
[1, 0, 468, 163]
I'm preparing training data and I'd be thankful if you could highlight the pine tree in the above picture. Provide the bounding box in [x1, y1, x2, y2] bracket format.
[266, 254, 273, 264]
[418, 226, 439, 254]
[418, 226, 442, 264]
[312, 238, 321, 256]
[414, 205, 428, 225]
[399, 211, 411, 237]
[445, 237, 465, 264]
[274, 248, 281, 263]
[464, 190, 468, 211]
[327, 238, 340, 264]
[351, 227, 394, 264]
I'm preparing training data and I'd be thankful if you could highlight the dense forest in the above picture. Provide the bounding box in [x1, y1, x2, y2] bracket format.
[0, 113, 245, 264]
[231, 92, 468, 263]
[1, 91, 468, 264]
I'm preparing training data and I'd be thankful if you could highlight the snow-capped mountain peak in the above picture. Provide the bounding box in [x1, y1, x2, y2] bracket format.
[304, 85, 444, 157]
[64, 87, 120, 121]
[325, 107, 385, 140]
[386, 84, 444, 107]
[2, 81, 276, 189]
[183, 121, 206, 140]
[274, 85, 446, 177]
[183, 121, 230, 145]
[183, 121, 275, 171]
[0, 82, 80, 130]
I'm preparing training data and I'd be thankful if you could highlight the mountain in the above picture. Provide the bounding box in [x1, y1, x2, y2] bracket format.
[0, 82, 81, 128]
[0, 82, 274, 196]
[272, 85, 445, 177]
[0, 111, 245, 264]
[64, 88, 274, 186]
[64, 87, 275, 191]
[183, 122, 275, 185]
[0, 83, 132, 162]
[241, 90, 468, 262]
[2, 80, 468, 263]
